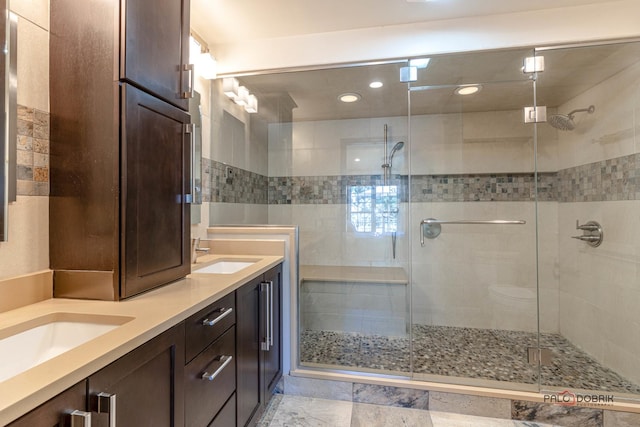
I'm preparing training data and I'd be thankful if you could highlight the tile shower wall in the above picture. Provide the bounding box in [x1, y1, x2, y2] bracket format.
[0, 0, 50, 280]
[268, 117, 410, 269]
[409, 110, 558, 333]
[550, 59, 640, 386]
[267, 110, 558, 335]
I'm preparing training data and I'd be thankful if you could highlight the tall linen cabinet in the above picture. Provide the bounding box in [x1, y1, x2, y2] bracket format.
[50, 0, 192, 300]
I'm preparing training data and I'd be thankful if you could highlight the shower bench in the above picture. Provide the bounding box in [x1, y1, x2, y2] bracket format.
[300, 265, 409, 336]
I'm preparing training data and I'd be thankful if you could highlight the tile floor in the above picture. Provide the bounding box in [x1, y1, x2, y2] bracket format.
[258, 395, 561, 427]
[300, 325, 640, 394]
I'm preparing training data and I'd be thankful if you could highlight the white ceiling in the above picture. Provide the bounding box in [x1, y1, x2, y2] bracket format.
[191, 0, 620, 46]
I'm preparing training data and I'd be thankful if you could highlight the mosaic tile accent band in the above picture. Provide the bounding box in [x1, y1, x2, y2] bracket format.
[203, 158, 268, 204]
[410, 173, 557, 202]
[17, 105, 50, 196]
[203, 155, 640, 205]
[557, 154, 640, 202]
[268, 175, 408, 205]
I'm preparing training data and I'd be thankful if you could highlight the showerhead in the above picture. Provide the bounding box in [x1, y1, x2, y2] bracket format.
[389, 141, 404, 163]
[548, 105, 595, 131]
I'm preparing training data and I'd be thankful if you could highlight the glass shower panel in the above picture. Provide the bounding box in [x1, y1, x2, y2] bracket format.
[535, 40, 640, 400]
[408, 49, 541, 391]
[239, 62, 412, 376]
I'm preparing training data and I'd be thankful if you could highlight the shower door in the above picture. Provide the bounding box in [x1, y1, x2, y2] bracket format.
[407, 48, 542, 391]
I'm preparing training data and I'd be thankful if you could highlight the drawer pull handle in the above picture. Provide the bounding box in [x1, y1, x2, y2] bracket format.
[202, 307, 233, 326]
[201, 355, 233, 381]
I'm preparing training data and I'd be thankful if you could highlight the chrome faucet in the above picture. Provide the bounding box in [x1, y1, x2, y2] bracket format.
[191, 238, 210, 263]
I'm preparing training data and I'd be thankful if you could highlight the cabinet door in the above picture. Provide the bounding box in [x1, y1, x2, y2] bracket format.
[88, 323, 185, 427]
[7, 381, 88, 427]
[236, 277, 263, 427]
[121, 0, 190, 110]
[121, 84, 191, 299]
[262, 265, 283, 396]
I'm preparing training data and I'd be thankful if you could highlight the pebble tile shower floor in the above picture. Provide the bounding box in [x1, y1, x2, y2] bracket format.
[300, 325, 640, 395]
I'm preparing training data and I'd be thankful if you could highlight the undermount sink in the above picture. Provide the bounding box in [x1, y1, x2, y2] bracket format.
[0, 313, 133, 383]
[194, 259, 258, 274]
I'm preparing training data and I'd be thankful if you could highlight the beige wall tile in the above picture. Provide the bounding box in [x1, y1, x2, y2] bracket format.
[10, 0, 49, 30]
[17, 18, 49, 112]
[0, 196, 49, 279]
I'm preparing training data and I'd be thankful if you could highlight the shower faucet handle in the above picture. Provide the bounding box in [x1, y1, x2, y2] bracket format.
[573, 220, 603, 247]
[575, 220, 599, 231]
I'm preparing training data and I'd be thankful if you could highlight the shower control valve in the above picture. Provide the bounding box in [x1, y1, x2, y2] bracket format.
[572, 220, 603, 247]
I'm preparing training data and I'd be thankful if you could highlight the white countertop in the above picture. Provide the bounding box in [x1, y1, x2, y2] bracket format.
[0, 253, 283, 425]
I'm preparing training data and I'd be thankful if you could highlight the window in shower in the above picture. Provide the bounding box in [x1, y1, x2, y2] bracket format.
[348, 185, 398, 235]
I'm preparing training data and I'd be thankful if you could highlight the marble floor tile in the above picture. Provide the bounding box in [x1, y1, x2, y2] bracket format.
[352, 383, 429, 409]
[267, 395, 353, 427]
[429, 410, 560, 427]
[351, 402, 433, 427]
[262, 396, 564, 427]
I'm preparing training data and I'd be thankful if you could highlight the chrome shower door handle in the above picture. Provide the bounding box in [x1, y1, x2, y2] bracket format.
[420, 218, 526, 245]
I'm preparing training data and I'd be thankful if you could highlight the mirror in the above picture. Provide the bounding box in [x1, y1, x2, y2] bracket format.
[0, 0, 17, 242]
[189, 90, 203, 225]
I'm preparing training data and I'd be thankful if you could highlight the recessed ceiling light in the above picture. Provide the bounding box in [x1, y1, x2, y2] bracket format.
[455, 85, 482, 95]
[339, 93, 361, 103]
[369, 81, 383, 89]
[354, 158, 361, 162]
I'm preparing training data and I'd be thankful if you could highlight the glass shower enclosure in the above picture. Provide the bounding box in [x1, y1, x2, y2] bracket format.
[238, 38, 640, 400]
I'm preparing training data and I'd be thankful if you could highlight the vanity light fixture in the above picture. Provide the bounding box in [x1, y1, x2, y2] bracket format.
[455, 84, 482, 95]
[189, 35, 217, 79]
[235, 86, 250, 106]
[245, 94, 258, 113]
[222, 77, 239, 98]
[221, 78, 258, 113]
[339, 93, 361, 103]
[369, 81, 383, 89]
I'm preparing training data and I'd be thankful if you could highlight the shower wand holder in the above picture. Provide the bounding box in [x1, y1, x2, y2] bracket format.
[572, 220, 603, 247]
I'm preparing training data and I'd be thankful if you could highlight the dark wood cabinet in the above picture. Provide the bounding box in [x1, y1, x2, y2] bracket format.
[7, 381, 88, 427]
[184, 293, 237, 427]
[236, 265, 283, 427]
[50, 0, 192, 300]
[236, 276, 262, 427]
[262, 265, 283, 397]
[121, 0, 191, 110]
[121, 85, 191, 298]
[88, 323, 185, 427]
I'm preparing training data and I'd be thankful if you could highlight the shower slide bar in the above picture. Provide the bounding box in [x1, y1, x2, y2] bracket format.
[419, 218, 526, 245]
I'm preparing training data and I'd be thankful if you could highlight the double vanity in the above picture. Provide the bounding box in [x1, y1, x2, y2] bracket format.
[0, 248, 284, 426]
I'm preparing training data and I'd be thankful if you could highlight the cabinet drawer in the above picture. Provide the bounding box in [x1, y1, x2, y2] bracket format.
[208, 393, 236, 427]
[185, 326, 236, 427]
[185, 291, 236, 362]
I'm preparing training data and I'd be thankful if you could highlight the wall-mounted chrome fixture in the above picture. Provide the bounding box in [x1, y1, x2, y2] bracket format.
[548, 105, 595, 131]
[381, 124, 404, 184]
[419, 218, 526, 246]
[572, 220, 603, 247]
[222, 77, 258, 113]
